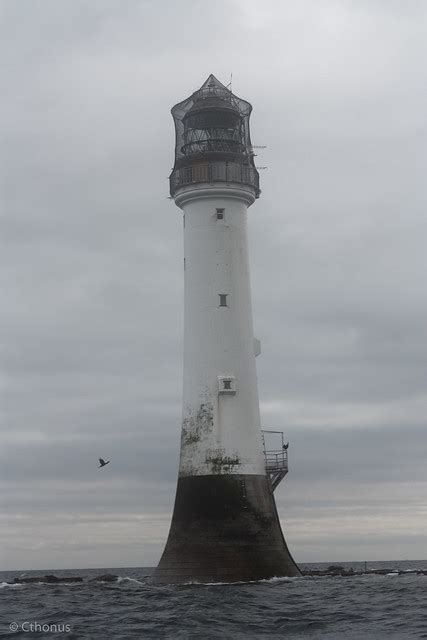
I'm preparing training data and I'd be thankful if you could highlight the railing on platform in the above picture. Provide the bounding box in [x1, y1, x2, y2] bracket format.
[170, 160, 260, 196]
[261, 430, 289, 492]
[264, 449, 288, 472]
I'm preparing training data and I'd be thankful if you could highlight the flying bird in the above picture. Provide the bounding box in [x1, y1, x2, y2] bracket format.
[98, 458, 110, 468]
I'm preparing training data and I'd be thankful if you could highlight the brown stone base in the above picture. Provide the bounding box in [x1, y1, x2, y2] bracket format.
[151, 474, 300, 584]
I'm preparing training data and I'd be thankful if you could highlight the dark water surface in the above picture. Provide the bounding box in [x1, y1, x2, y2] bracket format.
[1, 561, 426, 639]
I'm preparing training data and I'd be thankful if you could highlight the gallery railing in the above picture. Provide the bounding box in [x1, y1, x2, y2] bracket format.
[170, 160, 260, 196]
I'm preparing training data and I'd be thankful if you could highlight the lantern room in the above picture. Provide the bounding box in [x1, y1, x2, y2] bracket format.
[169, 75, 260, 198]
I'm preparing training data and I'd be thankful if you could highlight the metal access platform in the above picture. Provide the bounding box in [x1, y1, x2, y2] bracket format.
[261, 430, 289, 492]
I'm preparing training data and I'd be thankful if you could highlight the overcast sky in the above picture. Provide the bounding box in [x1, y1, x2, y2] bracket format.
[1, 0, 427, 571]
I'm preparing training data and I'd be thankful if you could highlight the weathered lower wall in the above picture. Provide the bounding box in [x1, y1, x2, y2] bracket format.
[151, 474, 300, 584]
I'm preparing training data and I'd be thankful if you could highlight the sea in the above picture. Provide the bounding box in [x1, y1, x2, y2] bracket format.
[1, 560, 426, 639]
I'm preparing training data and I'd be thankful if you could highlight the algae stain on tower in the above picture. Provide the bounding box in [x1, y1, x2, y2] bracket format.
[151, 75, 300, 584]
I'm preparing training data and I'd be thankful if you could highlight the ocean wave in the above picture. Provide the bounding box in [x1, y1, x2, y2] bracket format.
[1, 562, 426, 639]
[117, 576, 144, 586]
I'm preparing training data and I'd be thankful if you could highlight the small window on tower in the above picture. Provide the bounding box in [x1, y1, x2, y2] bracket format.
[223, 380, 232, 390]
[216, 208, 225, 220]
[219, 294, 228, 307]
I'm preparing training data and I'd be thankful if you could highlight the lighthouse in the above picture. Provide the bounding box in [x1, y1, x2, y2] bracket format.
[152, 75, 300, 583]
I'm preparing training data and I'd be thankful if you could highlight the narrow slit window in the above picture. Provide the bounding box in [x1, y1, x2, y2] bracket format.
[219, 294, 228, 307]
[216, 208, 225, 220]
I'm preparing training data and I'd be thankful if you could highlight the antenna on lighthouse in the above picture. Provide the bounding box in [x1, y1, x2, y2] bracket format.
[226, 72, 233, 92]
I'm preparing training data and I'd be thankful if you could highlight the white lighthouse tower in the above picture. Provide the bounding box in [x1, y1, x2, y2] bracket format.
[152, 75, 300, 583]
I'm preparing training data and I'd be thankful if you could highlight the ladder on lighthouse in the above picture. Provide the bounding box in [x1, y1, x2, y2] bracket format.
[261, 430, 289, 492]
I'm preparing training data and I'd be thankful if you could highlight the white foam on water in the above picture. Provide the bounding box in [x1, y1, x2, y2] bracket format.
[184, 575, 301, 586]
[259, 576, 301, 584]
[0, 582, 22, 589]
[117, 576, 144, 585]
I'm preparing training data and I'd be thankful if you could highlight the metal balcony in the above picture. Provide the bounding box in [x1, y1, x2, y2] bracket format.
[261, 430, 289, 492]
[169, 160, 260, 197]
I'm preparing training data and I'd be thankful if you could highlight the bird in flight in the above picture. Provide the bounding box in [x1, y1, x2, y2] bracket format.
[98, 458, 110, 468]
